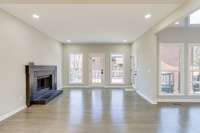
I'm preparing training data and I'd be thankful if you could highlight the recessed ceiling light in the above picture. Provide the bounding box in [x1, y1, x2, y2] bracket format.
[175, 21, 180, 25]
[67, 40, 71, 43]
[123, 40, 127, 43]
[145, 14, 152, 19]
[32, 14, 40, 19]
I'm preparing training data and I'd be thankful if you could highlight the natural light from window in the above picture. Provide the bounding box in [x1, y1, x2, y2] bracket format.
[189, 44, 200, 94]
[189, 9, 200, 25]
[111, 54, 124, 84]
[69, 54, 83, 83]
[159, 44, 183, 95]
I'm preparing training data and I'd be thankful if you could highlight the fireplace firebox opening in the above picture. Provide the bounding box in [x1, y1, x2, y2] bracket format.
[37, 75, 52, 91]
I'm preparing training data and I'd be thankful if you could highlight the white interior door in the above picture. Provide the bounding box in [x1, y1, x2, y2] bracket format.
[89, 54, 105, 87]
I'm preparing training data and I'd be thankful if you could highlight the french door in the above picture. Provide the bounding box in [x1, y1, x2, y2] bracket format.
[89, 53, 105, 87]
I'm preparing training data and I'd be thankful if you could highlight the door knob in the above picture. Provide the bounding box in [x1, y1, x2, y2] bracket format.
[101, 69, 104, 74]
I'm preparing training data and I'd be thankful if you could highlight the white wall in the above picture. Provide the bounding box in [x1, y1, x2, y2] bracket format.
[132, 33, 158, 104]
[0, 9, 63, 119]
[63, 43, 131, 87]
[158, 27, 200, 43]
[132, 0, 200, 104]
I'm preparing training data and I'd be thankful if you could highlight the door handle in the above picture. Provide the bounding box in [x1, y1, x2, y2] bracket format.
[101, 69, 104, 74]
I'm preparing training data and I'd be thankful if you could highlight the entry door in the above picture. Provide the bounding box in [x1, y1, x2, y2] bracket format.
[89, 54, 105, 86]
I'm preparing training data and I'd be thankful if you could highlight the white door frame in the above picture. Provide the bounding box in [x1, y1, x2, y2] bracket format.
[89, 53, 105, 87]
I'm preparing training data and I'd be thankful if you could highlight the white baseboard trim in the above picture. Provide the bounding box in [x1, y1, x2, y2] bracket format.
[0, 106, 26, 122]
[136, 90, 157, 104]
[104, 86, 133, 88]
[64, 85, 89, 88]
[158, 98, 200, 103]
[64, 85, 133, 89]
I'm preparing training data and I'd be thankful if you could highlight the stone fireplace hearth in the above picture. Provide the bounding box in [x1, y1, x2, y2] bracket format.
[25, 63, 63, 107]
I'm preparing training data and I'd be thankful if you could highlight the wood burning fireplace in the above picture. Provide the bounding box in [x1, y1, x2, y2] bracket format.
[25, 63, 63, 107]
[37, 75, 52, 91]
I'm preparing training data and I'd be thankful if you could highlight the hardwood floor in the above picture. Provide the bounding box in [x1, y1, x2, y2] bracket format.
[0, 88, 200, 133]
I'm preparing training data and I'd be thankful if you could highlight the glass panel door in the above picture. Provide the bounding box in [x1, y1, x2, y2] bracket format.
[89, 54, 105, 86]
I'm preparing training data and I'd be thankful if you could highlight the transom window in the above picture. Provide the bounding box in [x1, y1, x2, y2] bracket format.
[189, 9, 200, 25]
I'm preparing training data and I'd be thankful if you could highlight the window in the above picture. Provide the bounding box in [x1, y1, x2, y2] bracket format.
[189, 9, 200, 25]
[189, 44, 200, 94]
[69, 54, 83, 83]
[111, 54, 124, 84]
[159, 44, 184, 95]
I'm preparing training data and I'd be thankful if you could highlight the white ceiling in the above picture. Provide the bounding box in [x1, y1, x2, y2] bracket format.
[0, 4, 181, 43]
[0, 0, 187, 4]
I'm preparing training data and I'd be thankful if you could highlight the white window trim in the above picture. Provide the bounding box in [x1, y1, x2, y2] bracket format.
[159, 43, 185, 96]
[110, 53, 125, 84]
[68, 53, 84, 84]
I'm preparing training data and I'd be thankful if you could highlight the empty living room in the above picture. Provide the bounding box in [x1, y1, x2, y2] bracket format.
[1, 0, 200, 133]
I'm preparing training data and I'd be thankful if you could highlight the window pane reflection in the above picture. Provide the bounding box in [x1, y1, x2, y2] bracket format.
[69, 90, 83, 125]
[92, 89, 102, 122]
[159, 107, 180, 132]
[111, 89, 124, 123]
